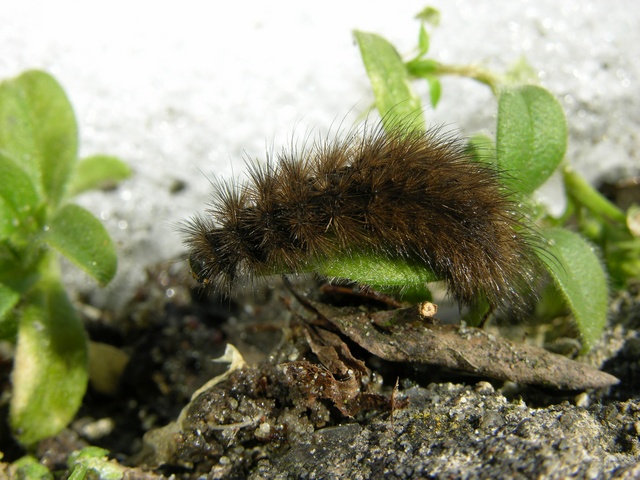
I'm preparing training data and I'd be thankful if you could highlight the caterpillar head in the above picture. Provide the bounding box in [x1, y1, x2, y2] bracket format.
[188, 251, 210, 284]
[183, 217, 242, 293]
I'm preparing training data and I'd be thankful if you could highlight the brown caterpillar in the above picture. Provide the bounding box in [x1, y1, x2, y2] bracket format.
[184, 122, 542, 311]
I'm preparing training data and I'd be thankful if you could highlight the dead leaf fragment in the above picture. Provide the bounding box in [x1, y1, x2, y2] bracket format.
[310, 302, 619, 390]
[281, 361, 389, 416]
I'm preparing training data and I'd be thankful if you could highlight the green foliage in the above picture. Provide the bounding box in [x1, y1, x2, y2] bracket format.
[496, 85, 567, 194]
[0, 70, 130, 445]
[540, 228, 608, 352]
[45, 204, 117, 285]
[11, 455, 54, 479]
[10, 446, 126, 479]
[10, 259, 88, 446]
[67, 446, 125, 480]
[67, 154, 132, 197]
[415, 6, 441, 26]
[353, 31, 425, 131]
[315, 251, 438, 300]
[350, 7, 639, 350]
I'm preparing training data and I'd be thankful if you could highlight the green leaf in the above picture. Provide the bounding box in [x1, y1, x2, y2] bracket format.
[496, 85, 567, 194]
[354, 30, 425, 132]
[12, 456, 54, 480]
[0, 256, 42, 298]
[627, 204, 640, 237]
[415, 6, 441, 26]
[10, 273, 88, 445]
[418, 24, 430, 56]
[67, 154, 132, 197]
[0, 282, 20, 322]
[466, 133, 497, 165]
[601, 228, 640, 288]
[45, 204, 117, 285]
[0, 70, 78, 207]
[0, 79, 41, 186]
[463, 296, 491, 327]
[68, 446, 125, 480]
[0, 282, 21, 341]
[539, 228, 608, 352]
[0, 199, 16, 240]
[315, 251, 438, 298]
[504, 56, 538, 85]
[0, 152, 41, 241]
[426, 76, 441, 108]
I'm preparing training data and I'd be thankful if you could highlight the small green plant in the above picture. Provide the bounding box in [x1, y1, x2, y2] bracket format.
[67, 446, 126, 480]
[0, 70, 130, 445]
[341, 8, 640, 351]
[9, 455, 53, 479]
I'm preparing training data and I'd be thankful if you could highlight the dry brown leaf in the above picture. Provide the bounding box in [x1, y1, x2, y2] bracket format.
[309, 302, 619, 390]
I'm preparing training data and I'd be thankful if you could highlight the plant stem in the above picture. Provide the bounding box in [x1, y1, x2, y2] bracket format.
[563, 166, 627, 223]
[432, 64, 502, 94]
[406, 58, 503, 95]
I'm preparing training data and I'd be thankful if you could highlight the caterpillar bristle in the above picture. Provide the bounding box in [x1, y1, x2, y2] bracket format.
[183, 121, 543, 313]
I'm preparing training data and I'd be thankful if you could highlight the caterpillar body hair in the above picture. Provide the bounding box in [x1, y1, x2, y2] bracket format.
[184, 121, 542, 312]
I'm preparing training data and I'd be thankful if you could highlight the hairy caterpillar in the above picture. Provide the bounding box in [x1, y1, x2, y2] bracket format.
[184, 121, 542, 311]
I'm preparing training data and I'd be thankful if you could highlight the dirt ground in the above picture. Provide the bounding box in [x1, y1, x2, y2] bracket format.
[1, 261, 638, 478]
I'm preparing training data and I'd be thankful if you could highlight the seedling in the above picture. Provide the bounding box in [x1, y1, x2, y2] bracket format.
[0, 70, 130, 445]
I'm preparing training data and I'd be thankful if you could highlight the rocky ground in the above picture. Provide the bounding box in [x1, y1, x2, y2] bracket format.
[2, 258, 639, 479]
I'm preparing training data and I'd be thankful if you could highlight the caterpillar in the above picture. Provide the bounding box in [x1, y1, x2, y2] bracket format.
[183, 121, 542, 312]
